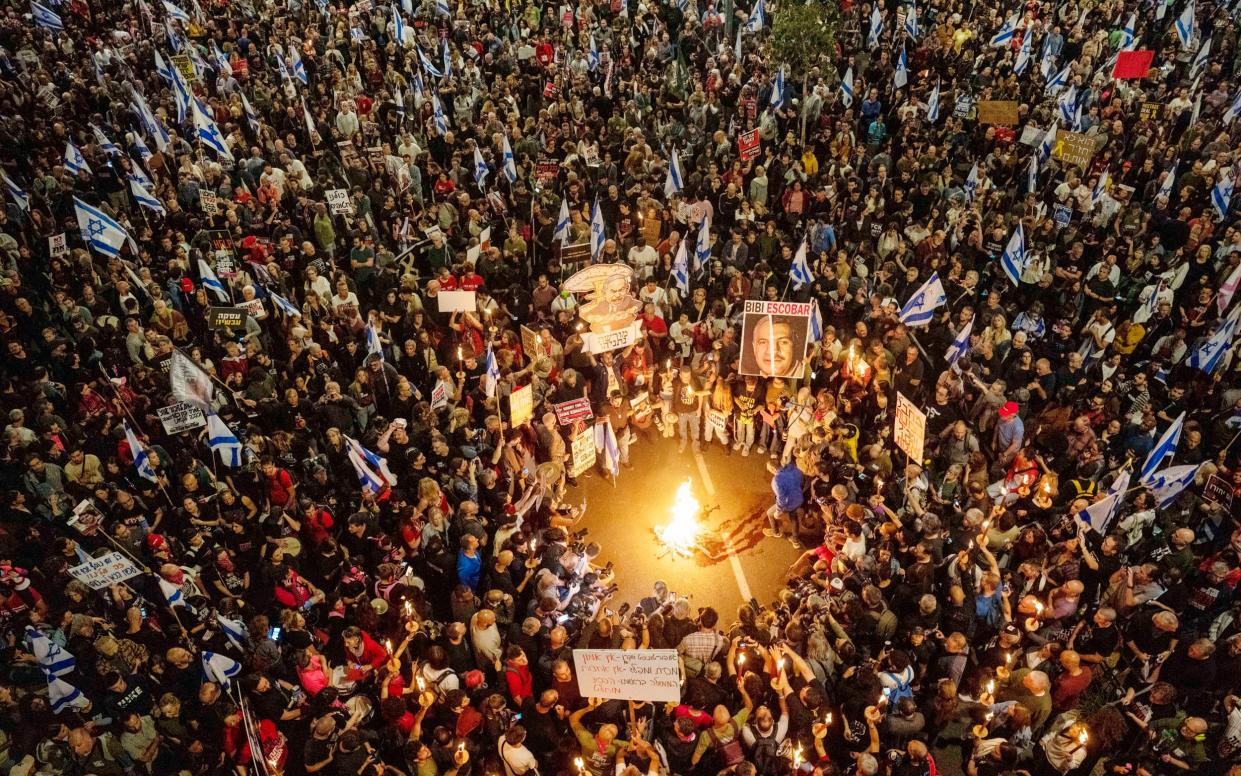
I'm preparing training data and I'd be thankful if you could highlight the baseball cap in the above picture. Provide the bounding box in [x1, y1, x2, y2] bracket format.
[999, 401, 1019, 418]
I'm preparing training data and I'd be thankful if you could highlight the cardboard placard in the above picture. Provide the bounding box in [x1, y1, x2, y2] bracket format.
[157, 401, 207, 434]
[1054, 204, 1072, 228]
[1139, 102, 1163, 122]
[325, 188, 354, 215]
[431, 382, 449, 410]
[584, 321, 641, 354]
[69, 551, 143, 590]
[570, 430, 596, 476]
[1203, 474, 1234, 511]
[572, 648, 681, 703]
[171, 53, 197, 82]
[894, 391, 927, 464]
[437, 289, 477, 313]
[977, 100, 1019, 126]
[200, 190, 220, 215]
[536, 160, 559, 181]
[239, 296, 267, 320]
[630, 390, 651, 421]
[67, 500, 105, 536]
[561, 242, 591, 265]
[738, 129, 761, 161]
[520, 325, 540, 359]
[708, 409, 728, 438]
[1052, 130, 1094, 170]
[208, 306, 248, 329]
[639, 212, 662, 246]
[48, 233, 68, 258]
[509, 383, 534, 427]
[554, 397, 594, 425]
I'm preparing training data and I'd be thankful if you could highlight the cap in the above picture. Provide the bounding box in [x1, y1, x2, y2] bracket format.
[464, 669, 486, 688]
[999, 401, 1019, 418]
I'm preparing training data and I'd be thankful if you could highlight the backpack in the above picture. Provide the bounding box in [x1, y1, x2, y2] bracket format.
[707, 720, 746, 767]
[428, 666, 458, 702]
[882, 667, 914, 703]
[748, 727, 784, 776]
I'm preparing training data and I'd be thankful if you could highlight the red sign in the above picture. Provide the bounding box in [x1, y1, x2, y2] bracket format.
[1113, 50, 1155, 79]
[231, 58, 248, 79]
[536, 160, 559, 182]
[738, 129, 761, 161]
[543, 82, 559, 99]
[553, 397, 594, 425]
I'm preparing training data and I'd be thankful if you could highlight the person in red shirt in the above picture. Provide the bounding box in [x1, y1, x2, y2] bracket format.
[435, 266, 459, 290]
[261, 458, 296, 508]
[535, 38, 554, 66]
[502, 645, 534, 705]
[301, 500, 334, 547]
[342, 626, 390, 682]
[638, 303, 669, 356]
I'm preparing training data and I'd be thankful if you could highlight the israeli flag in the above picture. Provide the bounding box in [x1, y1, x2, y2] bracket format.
[473, 145, 489, 189]
[1090, 171, 1109, 211]
[771, 65, 786, 108]
[925, 80, 941, 122]
[1212, 169, 1234, 221]
[839, 66, 854, 108]
[48, 677, 90, 714]
[695, 215, 711, 273]
[745, 0, 765, 32]
[31, 0, 64, 31]
[894, 47, 908, 89]
[216, 613, 247, 650]
[990, 12, 1019, 46]
[946, 315, 975, 367]
[165, 20, 182, 51]
[1190, 38, 1211, 77]
[735, 25, 744, 59]
[665, 148, 683, 197]
[809, 299, 823, 342]
[554, 198, 571, 244]
[590, 197, 606, 260]
[443, 39, 453, 78]
[276, 53, 290, 82]
[64, 141, 90, 176]
[868, 3, 883, 46]
[964, 162, 979, 202]
[75, 197, 133, 258]
[211, 40, 231, 73]
[132, 90, 171, 151]
[502, 135, 517, 182]
[2, 172, 29, 212]
[202, 651, 242, 688]
[790, 238, 814, 289]
[899, 272, 946, 326]
[130, 178, 165, 215]
[1141, 411, 1185, 484]
[1147, 463, 1201, 508]
[26, 627, 76, 676]
[159, 577, 187, 608]
[1078, 491, 1123, 533]
[904, 3, 918, 37]
[595, 420, 620, 477]
[198, 258, 230, 302]
[1037, 122, 1057, 166]
[431, 93, 448, 134]
[1120, 11, 1137, 49]
[419, 47, 443, 77]
[290, 45, 308, 84]
[1187, 315, 1238, 374]
[1224, 89, 1241, 125]
[240, 91, 261, 134]
[170, 66, 191, 124]
[92, 124, 121, 156]
[348, 444, 387, 495]
[999, 222, 1025, 287]
[392, 5, 407, 46]
[365, 322, 385, 362]
[270, 290, 301, 317]
[347, 434, 396, 487]
[131, 130, 153, 161]
[1014, 31, 1033, 75]
[483, 346, 500, 398]
[1058, 85, 1078, 126]
[163, 0, 191, 21]
[588, 35, 600, 71]
[672, 240, 690, 295]
[436, 0, 450, 15]
[1175, 0, 1195, 48]
[206, 410, 244, 467]
[1045, 62, 1071, 93]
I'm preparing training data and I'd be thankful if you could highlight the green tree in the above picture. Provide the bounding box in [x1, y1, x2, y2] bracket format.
[769, 0, 840, 142]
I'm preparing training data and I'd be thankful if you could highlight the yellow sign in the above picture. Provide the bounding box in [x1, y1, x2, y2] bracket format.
[1052, 131, 1094, 170]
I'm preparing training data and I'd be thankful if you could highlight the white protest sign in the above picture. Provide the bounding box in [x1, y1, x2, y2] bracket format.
[49, 233, 68, 258]
[69, 551, 143, 589]
[200, 190, 220, 215]
[570, 430, 596, 476]
[157, 401, 207, 434]
[572, 649, 681, 703]
[894, 392, 927, 464]
[325, 188, 354, 215]
[437, 289, 477, 313]
[431, 382, 449, 410]
[584, 321, 641, 354]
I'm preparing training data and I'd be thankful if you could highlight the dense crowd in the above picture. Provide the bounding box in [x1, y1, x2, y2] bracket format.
[1, 0, 1241, 773]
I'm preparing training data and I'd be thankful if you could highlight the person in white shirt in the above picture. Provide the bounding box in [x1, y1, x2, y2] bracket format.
[627, 240, 659, 279]
[498, 727, 538, 776]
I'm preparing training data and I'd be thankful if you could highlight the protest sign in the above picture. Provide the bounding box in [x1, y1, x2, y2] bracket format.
[570, 431, 596, 476]
[1204, 475, 1234, 511]
[738, 129, 761, 160]
[325, 189, 354, 215]
[171, 53, 197, 81]
[977, 100, 1019, 125]
[510, 384, 534, 427]
[520, 325, 541, 359]
[584, 322, 641, 354]
[894, 392, 927, 464]
[48, 233, 68, 258]
[1054, 205, 1072, 228]
[200, 190, 220, 215]
[67, 500, 106, 536]
[739, 300, 811, 378]
[431, 382, 448, 410]
[69, 551, 144, 590]
[572, 649, 681, 703]
[1113, 49, 1154, 79]
[1052, 131, 1094, 170]
[239, 296, 268, 320]
[208, 307, 247, 329]
[554, 397, 594, 425]
[1140, 102, 1163, 122]
[437, 290, 477, 313]
[561, 242, 591, 266]
[158, 401, 207, 434]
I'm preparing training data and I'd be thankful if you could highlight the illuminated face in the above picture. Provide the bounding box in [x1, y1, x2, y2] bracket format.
[753, 317, 795, 376]
[603, 276, 629, 306]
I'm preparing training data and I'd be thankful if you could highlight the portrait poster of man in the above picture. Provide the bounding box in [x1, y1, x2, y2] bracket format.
[739, 300, 811, 378]
[565, 263, 643, 352]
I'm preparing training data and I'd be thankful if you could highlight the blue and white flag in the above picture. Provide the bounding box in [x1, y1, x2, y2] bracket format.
[746, 0, 765, 31]
[1014, 31, 1033, 75]
[131, 90, 171, 152]
[392, 5, 407, 46]
[211, 40, 231, 73]
[473, 145, 490, 189]
[26, 627, 76, 676]
[695, 215, 711, 274]
[483, 345, 499, 398]
[202, 651, 242, 688]
[904, 3, 919, 37]
[990, 12, 1019, 45]
[365, 322, 385, 362]
[587, 35, 600, 71]
[276, 54, 290, 82]
[345, 434, 396, 487]
[198, 258, 230, 302]
[170, 65, 192, 124]
[1058, 85, 1078, 126]
[1141, 411, 1184, 484]
[1147, 463, 1201, 508]
[165, 20, 182, 51]
[64, 141, 90, 176]
[925, 80, 941, 122]
[289, 45, 308, 84]
[163, 0, 191, 21]
[1045, 62, 1071, 93]
[2, 172, 29, 213]
[839, 66, 854, 108]
[771, 65, 786, 108]
[734, 25, 743, 59]
[1175, 0, 1195, 48]
[442, 39, 453, 79]
[206, 410, 243, 468]
[436, 0, 450, 15]
[31, 0, 63, 31]
[964, 162, 980, 202]
[590, 197, 606, 260]
[1190, 37, 1210, 77]
[216, 613, 247, 650]
[665, 147, 683, 197]
[303, 100, 317, 139]
[193, 101, 230, 157]
[790, 238, 813, 289]
[1000, 223, 1025, 287]
[899, 272, 946, 326]
[1120, 11, 1137, 49]
[240, 90, 261, 134]
[431, 93, 448, 134]
[554, 198, 571, 244]
[809, 299, 823, 342]
[130, 177, 165, 215]
[124, 420, 158, 482]
[1224, 89, 1241, 125]
[1078, 491, 1123, 533]
[1187, 315, 1238, 374]
[946, 315, 975, 367]
[595, 419, 620, 477]
[1026, 153, 1040, 194]
[1212, 169, 1234, 221]
[75, 197, 133, 258]
[348, 444, 387, 495]
[419, 47, 443, 77]
[502, 135, 517, 183]
[1038, 122, 1057, 166]
[92, 124, 121, 156]
[894, 47, 908, 89]
[1090, 171, 1109, 211]
[159, 577, 187, 608]
[672, 240, 690, 295]
[270, 290, 301, 318]
[868, 3, 883, 46]
[48, 677, 90, 714]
